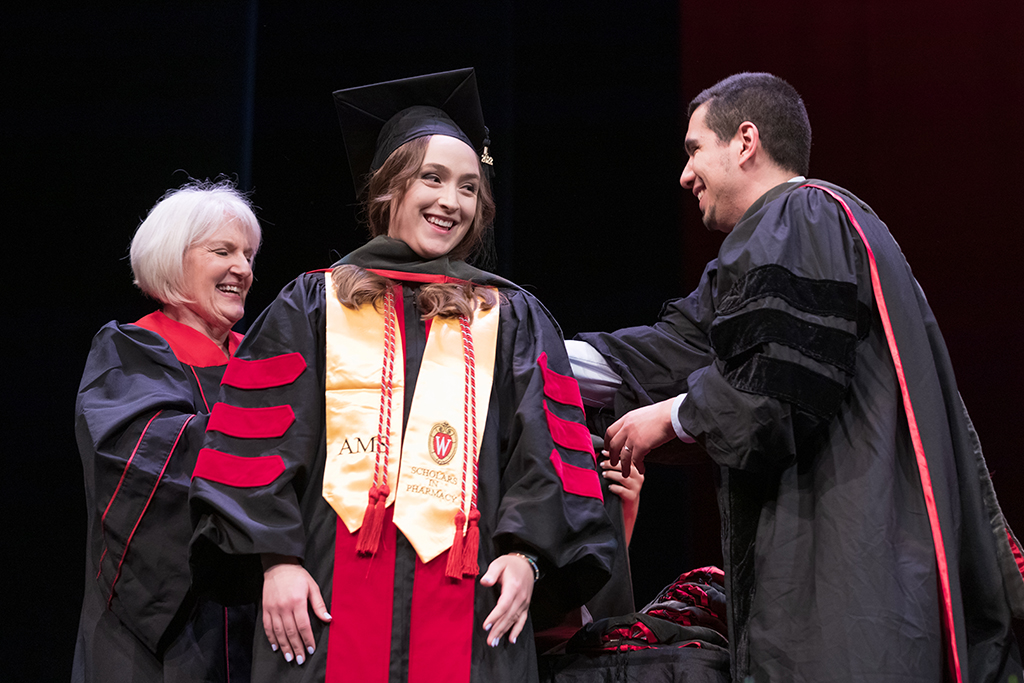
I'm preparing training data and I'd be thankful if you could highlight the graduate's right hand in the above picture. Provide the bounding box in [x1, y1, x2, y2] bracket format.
[261, 554, 332, 666]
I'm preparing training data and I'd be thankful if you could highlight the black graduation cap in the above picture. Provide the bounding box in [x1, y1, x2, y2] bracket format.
[333, 68, 491, 195]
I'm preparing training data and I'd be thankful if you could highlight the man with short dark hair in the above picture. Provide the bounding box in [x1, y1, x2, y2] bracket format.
[572, 72, 1024, 682]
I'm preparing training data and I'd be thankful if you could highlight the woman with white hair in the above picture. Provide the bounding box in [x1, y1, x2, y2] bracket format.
[72, 179, 261, 682]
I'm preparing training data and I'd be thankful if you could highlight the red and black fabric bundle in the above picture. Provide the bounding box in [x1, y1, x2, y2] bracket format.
[565, 566, 728, 654]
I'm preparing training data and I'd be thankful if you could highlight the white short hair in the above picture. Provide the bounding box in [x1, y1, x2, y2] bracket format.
[129, 179, 262, 305]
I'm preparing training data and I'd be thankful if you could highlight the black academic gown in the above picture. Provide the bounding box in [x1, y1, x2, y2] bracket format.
[580, 180, 1024, 682]
[190, 237, 617, 683]
[73, 312, 254, 683]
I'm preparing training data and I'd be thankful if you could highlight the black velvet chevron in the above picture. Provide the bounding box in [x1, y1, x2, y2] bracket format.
[723, 353, 847, 419]
[718, 264, 858, 320]
[710, 308, 858, 373]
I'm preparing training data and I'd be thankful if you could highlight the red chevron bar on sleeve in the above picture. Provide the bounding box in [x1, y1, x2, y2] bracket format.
[208, 403, 296, 439]
[537, 352, 584, 410]
[543, 400, 596, 461]
[221, 352, 306, 389]
[192, 448, 286, 487]
[548, 450, 603, 501]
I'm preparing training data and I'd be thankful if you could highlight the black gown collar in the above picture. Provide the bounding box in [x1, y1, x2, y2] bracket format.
[335, 236, 517, 290]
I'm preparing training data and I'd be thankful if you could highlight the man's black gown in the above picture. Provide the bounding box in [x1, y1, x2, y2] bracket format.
[580, 180, 1024, 682]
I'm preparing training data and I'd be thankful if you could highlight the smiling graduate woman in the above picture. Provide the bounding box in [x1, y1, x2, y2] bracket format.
[73, 179, 261, 682]
[189, 69, 616, 683]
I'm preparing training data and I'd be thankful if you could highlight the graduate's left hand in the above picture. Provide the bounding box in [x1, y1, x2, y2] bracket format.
[605, 398, 677, 477]
[480, 554, 535, 647]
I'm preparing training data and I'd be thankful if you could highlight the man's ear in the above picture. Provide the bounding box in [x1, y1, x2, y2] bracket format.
[736, 121, 760, 166]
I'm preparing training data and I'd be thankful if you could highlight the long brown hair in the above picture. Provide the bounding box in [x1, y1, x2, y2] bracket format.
[332, 265, 497, 319]
[334, 134, 498, 318]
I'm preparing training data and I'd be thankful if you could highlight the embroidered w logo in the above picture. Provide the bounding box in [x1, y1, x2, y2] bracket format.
[433, 432, 453, 460]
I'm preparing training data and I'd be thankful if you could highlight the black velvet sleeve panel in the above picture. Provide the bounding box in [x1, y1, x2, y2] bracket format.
[679, 185, 872, 471]
[711, 306, 858, 374]
[717, 263, 859, 319]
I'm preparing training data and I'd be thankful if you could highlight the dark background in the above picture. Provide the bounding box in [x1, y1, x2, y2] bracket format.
[5, 1, 1022, 679]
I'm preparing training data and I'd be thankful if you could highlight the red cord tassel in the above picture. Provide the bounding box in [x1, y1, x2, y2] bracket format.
[445, 510, 467, 579]
[356, 484, 388, 555]
[461, 508, 481, 577]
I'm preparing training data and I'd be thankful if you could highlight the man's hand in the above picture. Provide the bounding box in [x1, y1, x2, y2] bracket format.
[604, 398, 677, 477]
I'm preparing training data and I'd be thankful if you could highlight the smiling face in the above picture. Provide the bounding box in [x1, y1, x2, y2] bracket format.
[174, 218, 255, 342]
[388, 134, 480, 259]
[680, 102, 746, 233]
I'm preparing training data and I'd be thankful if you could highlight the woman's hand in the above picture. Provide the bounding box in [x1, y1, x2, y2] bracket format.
[261, 554, 332, 665]
[479, 554, 535, 647]
[601, 456, 644, 546]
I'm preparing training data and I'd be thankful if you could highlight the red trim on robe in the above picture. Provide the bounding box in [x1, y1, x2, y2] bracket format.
[223, 607, 231, 683]
[133, 310, 239, 367]
[368, 268, 475, 287]
[543, 400, 596, 462]
[804, 183, 963, 683]
[312, 265, 472, 287]
[100, 411, 162, 534]
[395, 284, 408, 346]
[190, 366, 212, 412]
[537, 352, 585, 410]
[108, 415, 194, 605]
[98, 411, 166, 574]
[192, 448, 286, 487]
[221, 352, 307, 389]
[1007, 528, 1024, 581]
[208, 402, 295, 439]
[395, 281, 473, 683]
[326, 504, 398, 683]
[409, 550, 474, 683]
[548, 450, 604, 501]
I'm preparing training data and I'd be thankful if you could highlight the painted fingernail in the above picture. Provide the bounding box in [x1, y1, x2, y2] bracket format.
[511, 636, 517, 644]
[491, 638, 499, 647]
[484, 622, 492, 631]
[284, 652, 293, 663]
[271, 644, 278, 652]
[307, 646, 315, 655]
[297, 654, 305, 666]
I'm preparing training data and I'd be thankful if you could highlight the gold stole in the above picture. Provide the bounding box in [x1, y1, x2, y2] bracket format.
[323, 274, 404, 528]
[323, 273, 499, 563]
